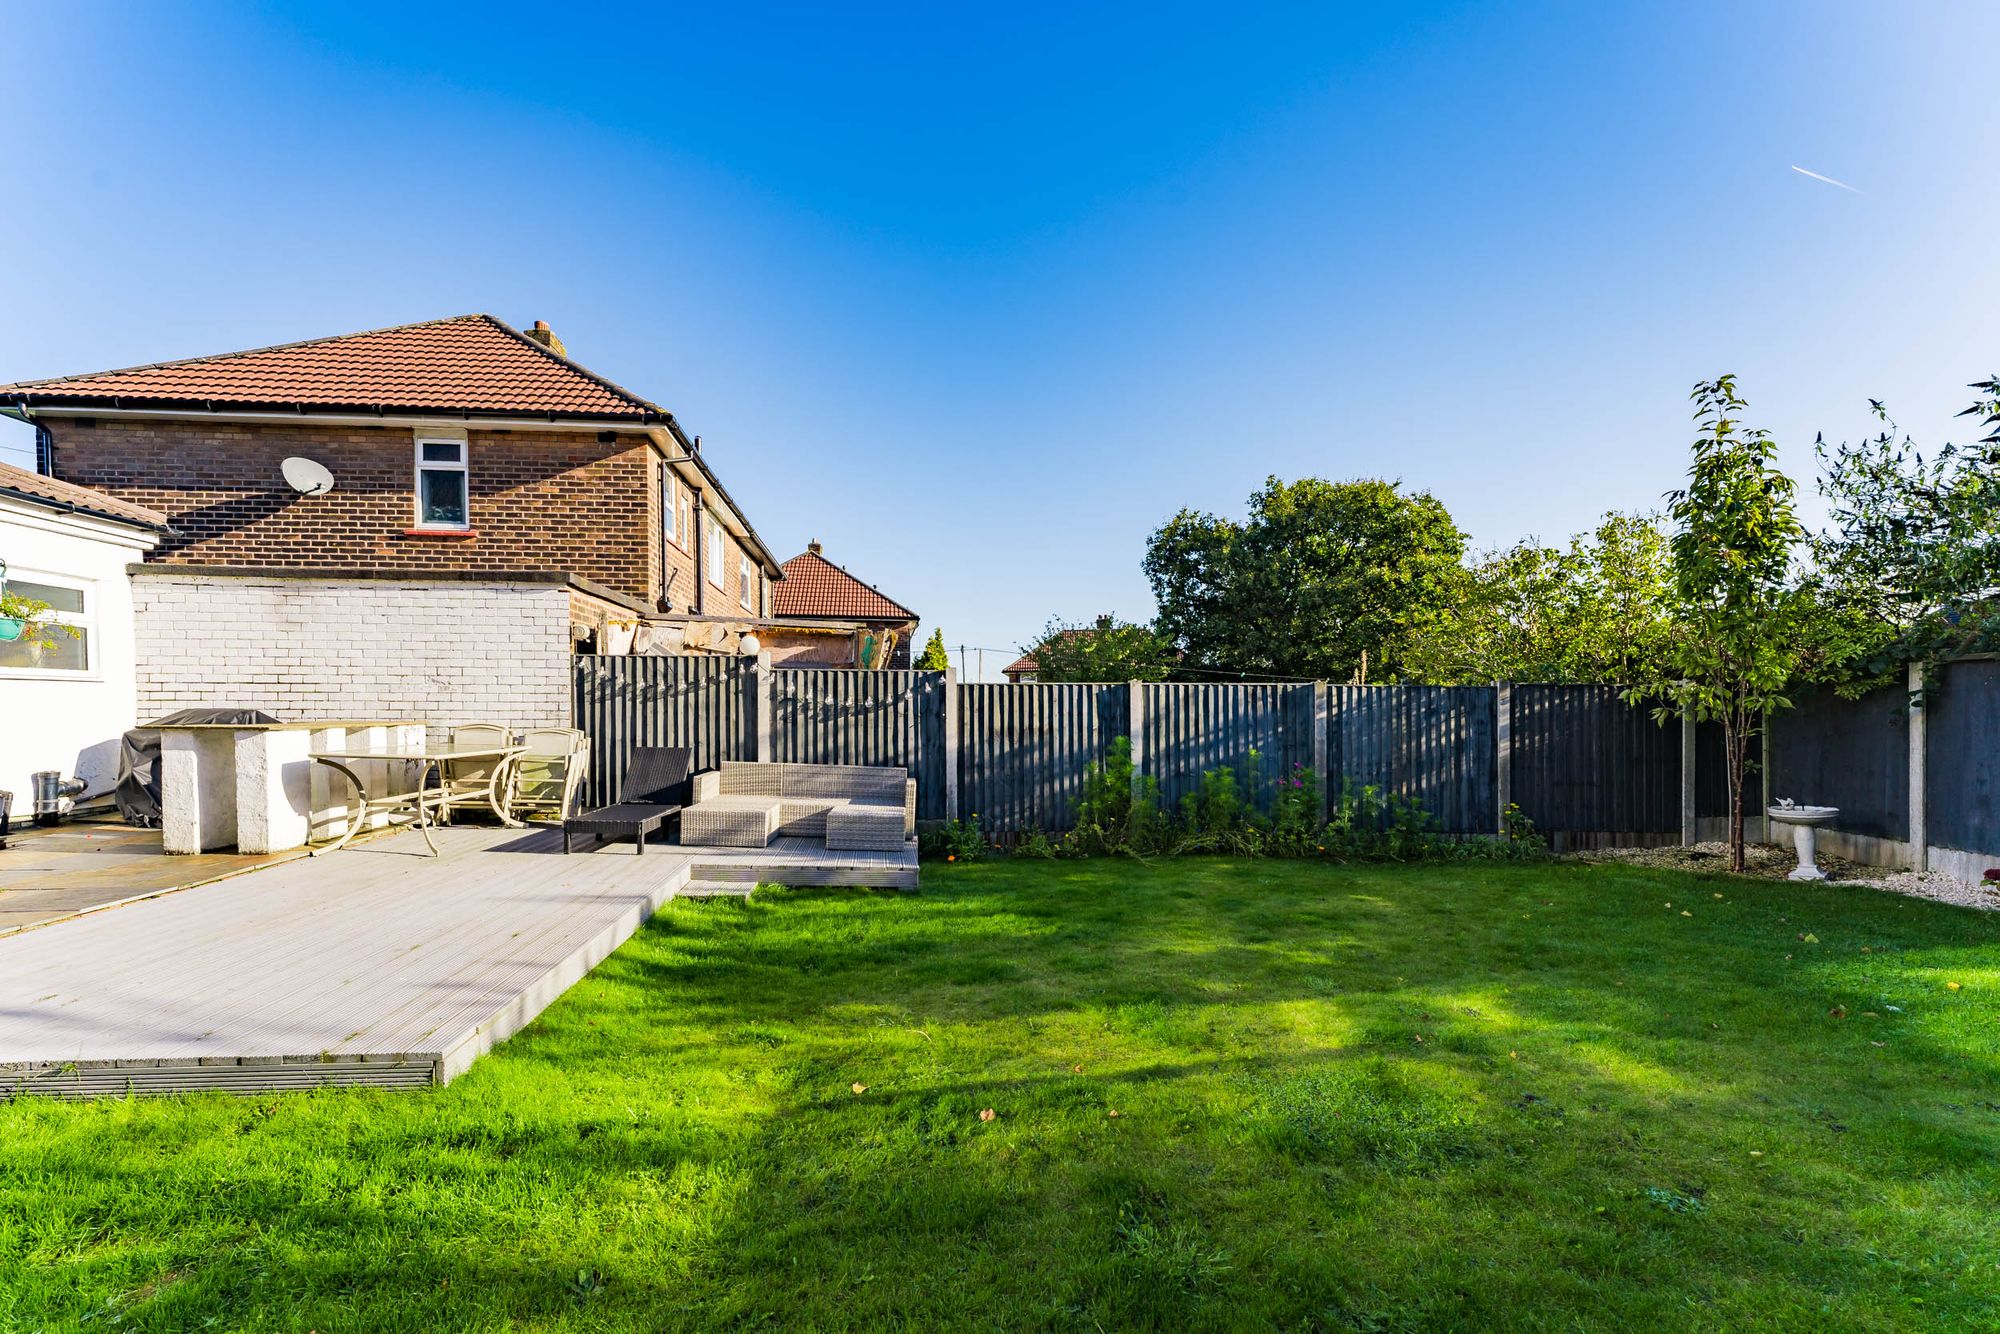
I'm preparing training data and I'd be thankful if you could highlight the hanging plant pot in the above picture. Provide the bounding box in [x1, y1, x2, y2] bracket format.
[0, 618, 23, 643]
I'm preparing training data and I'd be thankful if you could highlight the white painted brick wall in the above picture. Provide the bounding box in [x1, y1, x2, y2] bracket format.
[132, 575, 572, 733]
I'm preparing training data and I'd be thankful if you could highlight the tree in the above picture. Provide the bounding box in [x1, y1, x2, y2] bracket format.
[1811, 380, 2000, 691]
[1024, 615, 1174, 683]
[914, 629, 951, 672]
[1144, 477, 1466, 681]
[1630, 377, 1806, 872]
[1400, 512, 1677, 684]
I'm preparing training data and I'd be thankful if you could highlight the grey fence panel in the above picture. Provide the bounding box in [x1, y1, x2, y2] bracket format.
[771, 668, 947, 820]
[573, 655, 754, 807]
[1927, 659, 2000, 856]
[1140, 683, 1317, 813]
[1694, 721, 1732, 820]
[958, 683, 1128, 833]
[1511, 685, 1680, 847]
[1327, 686, 1496, 834]
[1769, 686, 1908, 841]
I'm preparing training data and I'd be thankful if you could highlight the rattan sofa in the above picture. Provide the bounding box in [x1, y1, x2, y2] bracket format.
[680, 761, 915, 851]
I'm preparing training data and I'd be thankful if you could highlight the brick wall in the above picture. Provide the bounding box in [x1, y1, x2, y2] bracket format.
[46, 417, 660, 604]
[132, 571, 572, 731]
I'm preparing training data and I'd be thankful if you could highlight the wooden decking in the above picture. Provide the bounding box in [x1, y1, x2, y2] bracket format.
[0, 819, 307, 936]
[0, 826, 916, 1099]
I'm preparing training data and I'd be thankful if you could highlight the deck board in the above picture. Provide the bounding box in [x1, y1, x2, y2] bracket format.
[0, 826, 917, 1097]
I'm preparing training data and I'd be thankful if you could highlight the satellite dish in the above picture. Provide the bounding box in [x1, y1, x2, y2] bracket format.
[281, 456, 335, 496]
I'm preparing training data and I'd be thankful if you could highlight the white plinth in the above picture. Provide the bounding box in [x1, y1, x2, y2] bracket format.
[1786, 821, 1826, 881]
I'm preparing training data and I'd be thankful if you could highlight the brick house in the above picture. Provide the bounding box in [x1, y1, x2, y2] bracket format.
[764, 541, 920, 668]
[0, 315, 814, 727]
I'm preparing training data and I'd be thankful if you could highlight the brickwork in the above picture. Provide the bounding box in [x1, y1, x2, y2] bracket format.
[45, 417, 660, 604]
[132, 571, 572, 730]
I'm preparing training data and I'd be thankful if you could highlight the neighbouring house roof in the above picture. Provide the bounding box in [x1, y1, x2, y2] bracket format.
[0, 459, 169, 530]
[773, 545, 917, 621]
[0, 314, 668, 422]
[1003, 650, 1039, 678]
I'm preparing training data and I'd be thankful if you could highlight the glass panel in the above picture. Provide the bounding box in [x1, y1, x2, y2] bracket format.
[9, 579, 85, 614]
[420, 469, 468, 526]
[420, 441, 464, 463]
[0, 626, 88, 671]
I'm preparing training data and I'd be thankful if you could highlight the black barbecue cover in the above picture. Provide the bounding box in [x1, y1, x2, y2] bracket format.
[115, 708, 283, 827]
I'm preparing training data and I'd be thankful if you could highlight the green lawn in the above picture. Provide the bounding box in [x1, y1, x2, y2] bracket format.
[6, 858, 2000, 1331]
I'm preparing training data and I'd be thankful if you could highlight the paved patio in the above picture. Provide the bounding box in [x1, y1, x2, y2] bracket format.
[0, 824, 916, 1098]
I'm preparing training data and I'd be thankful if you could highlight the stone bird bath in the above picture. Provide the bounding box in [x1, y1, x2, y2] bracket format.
[1767, 802, 1839, 881]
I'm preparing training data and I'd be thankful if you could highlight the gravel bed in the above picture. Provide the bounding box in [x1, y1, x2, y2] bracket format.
[1576, 841, 2000, 912]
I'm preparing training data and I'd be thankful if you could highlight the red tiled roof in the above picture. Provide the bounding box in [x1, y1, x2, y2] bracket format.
[0, 459, 169, 529]
[0, 315, 666, 421]
[773, 548, 917, 621]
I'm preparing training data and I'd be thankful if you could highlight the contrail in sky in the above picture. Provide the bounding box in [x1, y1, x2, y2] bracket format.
[1790, 165, 1862, 194]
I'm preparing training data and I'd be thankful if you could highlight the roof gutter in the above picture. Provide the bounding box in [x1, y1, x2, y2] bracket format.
[647, 422, 785, 577]
[0, 399, 664, 433]
[0, 483, 168, 532]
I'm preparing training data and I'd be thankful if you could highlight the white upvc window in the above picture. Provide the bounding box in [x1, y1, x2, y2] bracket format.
[661, 467, 683, 549]
[0, 570, 95, 677]
[705, 513, 725, 588]
[739, 554, 756, 612]
[414, 438, 470, 529]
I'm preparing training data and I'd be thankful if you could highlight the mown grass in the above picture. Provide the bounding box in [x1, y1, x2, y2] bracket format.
[5, 857, 2000, 1330]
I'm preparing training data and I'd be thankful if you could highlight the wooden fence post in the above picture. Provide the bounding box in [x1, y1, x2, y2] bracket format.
[1494, 680, 1512, 836]
[754, 651, 773, 764]
[1908, 661, 1927, 871]
[1680, 716, 1697, 847]
[943, 668, 960, 823]
[1127, 679, 1146, 803]
[1313, 682, 1330, 824]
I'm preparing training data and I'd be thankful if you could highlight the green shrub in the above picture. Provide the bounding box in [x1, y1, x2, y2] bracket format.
[1034, 743, 1552, 865]
[1011, 828, 1058, 859]
[1065, 737, 1166, 856]
[921, 815, 988, 862]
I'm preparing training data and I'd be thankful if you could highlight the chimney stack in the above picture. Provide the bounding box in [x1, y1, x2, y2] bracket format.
[524, 319, 567, 358]
[808, 539, 823, 555]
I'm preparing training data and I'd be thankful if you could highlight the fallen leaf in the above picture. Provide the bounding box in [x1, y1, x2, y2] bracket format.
[1802, 933, 1820, 944]
[979, 1108, 996, 1122]
[1828, 1005, 1848, 1019]
[1107, 1109, 1121, 1118]
[1713, 893, 1725, 899]
[1072, 1064, 1084, 1073]
[1749, 1150, 1763, 1157]
[1681, 911, 1693, 918]
[851, 1083, 868, 1095]
[1509, 1051, 1519, 1060]
[1947, 982, 1963, 991]
[1870, 1040, 1886, 1047]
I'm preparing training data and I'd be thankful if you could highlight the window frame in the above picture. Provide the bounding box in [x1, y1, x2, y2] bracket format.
[413, 437, 471, 531]
[661, 465, 686, 551]
[705, 513, 726, 589]
[0, 568, 97, 680]
[738, 553, 756, 612]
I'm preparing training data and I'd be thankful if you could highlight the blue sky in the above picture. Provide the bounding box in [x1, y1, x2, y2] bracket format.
[4, 2, 1995, 678]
